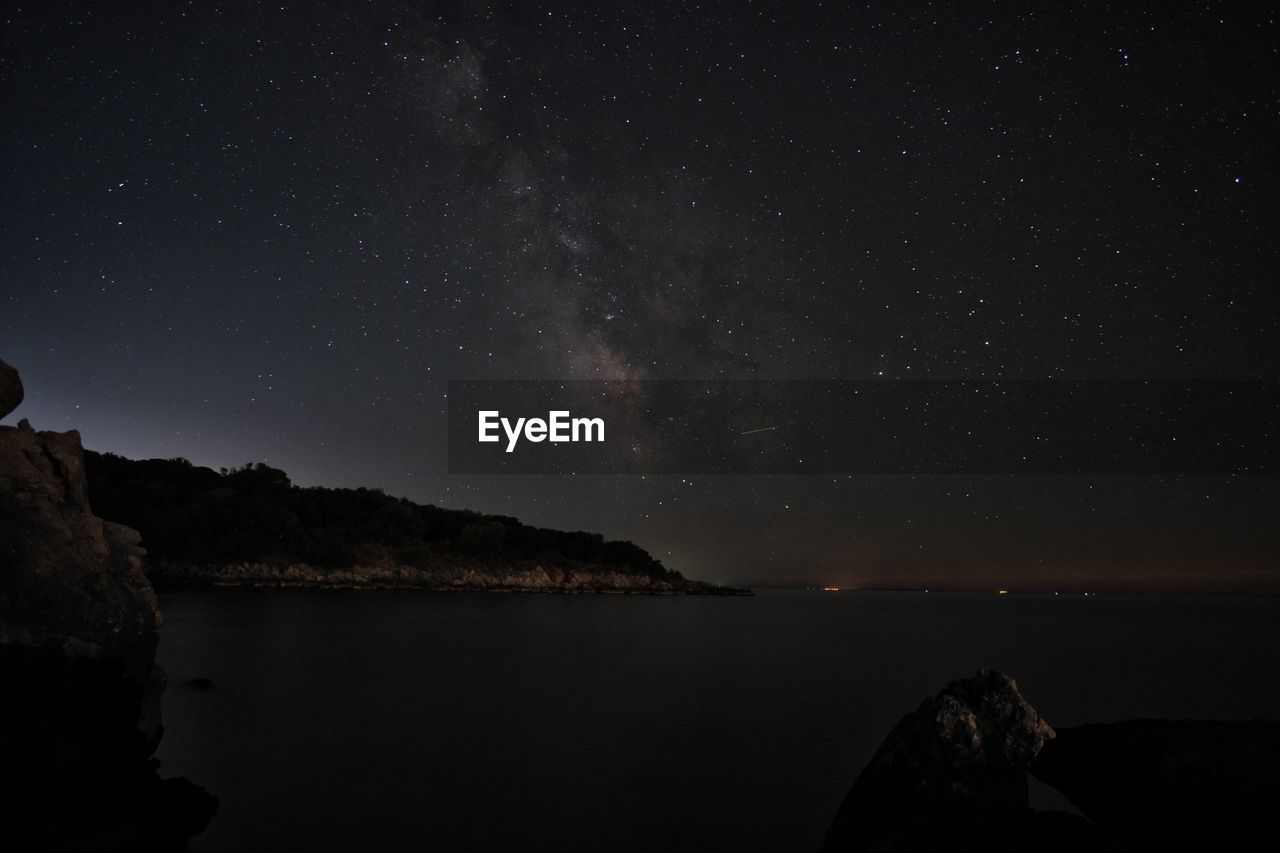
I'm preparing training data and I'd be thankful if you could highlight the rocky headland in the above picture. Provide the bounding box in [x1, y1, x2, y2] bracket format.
[150, 558, 745, 593]
[0, 359, 216, 851]
[822, 669, 1280, 852]
[83, 451, 748, 595]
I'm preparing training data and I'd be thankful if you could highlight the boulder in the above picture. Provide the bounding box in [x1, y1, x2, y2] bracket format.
[0, 357, 22, 419]
[821, 671, 1280, 852]
[0, 425, 160, 666]
[821, 669, 1100, 852]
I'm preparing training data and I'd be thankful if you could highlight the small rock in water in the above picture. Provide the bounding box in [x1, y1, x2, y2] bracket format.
[0, 358, 23, 420]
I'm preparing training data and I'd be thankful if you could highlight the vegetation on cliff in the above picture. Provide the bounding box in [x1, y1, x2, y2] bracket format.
[83, 452, 723, 591]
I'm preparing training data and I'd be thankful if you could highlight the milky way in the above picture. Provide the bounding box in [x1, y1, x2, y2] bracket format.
[2, 2, 1277, 590]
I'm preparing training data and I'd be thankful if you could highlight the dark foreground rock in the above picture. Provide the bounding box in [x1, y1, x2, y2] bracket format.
[823, 670, 1280, 852]
[821, 669, 1101, 852]
[0, 360, 215, 852]
[1033, 719, 1280, 852]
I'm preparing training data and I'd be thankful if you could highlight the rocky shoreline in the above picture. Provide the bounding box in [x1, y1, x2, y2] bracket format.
[83, 449, 748, 598]
[152, 559, 752, 595]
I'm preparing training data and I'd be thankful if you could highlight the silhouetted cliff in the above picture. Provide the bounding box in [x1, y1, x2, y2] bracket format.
[83, 452, 747, 594]
[0, 359, 216, 851]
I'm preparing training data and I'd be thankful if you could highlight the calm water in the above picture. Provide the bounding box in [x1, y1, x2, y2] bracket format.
[157, 589, 1280, 852]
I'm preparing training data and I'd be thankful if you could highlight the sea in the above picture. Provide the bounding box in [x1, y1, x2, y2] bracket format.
[156, 588, 1280, 852]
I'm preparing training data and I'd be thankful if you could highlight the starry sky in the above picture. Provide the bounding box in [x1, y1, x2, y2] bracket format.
[2, 1, 1277, 591]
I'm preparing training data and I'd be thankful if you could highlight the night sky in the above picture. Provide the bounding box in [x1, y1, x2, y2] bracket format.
[3, 2, 1277, 591]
